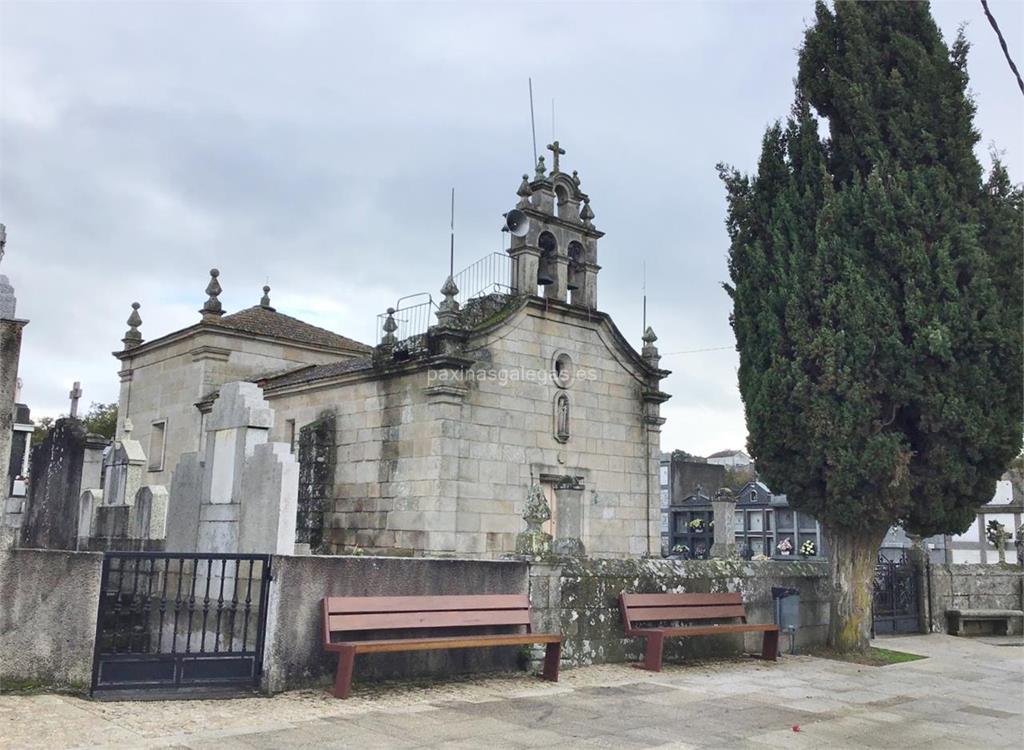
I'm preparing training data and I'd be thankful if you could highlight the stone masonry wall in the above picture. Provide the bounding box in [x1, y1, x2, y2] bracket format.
[265, 302, 662, 559]
[529, 558, 831, 666]
[262, 555, 530, 693]
[119, 329, 352, 490]
[927, 563, 1023, 633]
[0, 544, 103, 691]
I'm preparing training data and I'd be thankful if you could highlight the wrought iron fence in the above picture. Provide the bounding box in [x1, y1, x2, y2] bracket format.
[453, 252, 512, 305]
[375, 294, 436, 353]
[91, 552, 272, 694]
[374, 253, 514, 349]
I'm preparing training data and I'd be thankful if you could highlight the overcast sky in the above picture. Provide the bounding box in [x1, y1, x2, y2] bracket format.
[2, 0, 1022, 457]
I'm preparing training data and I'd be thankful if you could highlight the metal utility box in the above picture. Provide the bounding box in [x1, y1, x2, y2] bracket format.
[772, 586, 800, 654]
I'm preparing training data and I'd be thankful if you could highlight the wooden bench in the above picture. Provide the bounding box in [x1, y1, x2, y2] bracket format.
[619, 592, 779, 671]
[321, 594, 561, 698]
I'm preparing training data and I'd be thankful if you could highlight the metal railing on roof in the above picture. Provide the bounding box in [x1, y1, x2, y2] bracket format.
[374, 252, 513, 349]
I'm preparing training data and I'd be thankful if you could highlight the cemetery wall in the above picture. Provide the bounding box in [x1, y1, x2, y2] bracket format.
[529, 557, 830, 666]
[262, 554, 530, 693]
[927, 563, 1023, 633]
[260, 555, 828, 693]
[0, 546, 103, 691]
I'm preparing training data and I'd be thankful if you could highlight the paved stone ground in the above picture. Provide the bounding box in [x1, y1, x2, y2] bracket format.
[1, 634, 1021, 749]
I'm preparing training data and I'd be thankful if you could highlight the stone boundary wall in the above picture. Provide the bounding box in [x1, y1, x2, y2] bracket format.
[262, 555, 530, 693]
[529, 558, 831, 666]
[0, 544, 103, 691]
[0, 549, 831, 695]
[927, 563, 1023, 633]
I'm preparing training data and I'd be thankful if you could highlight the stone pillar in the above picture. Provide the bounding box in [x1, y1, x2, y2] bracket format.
[552, 484, 585, 556]
[577, 262, 600, 309]
[544, 256, 569, 303]
[508, 244, 540, 295]
[20, 418, 88, 549]
[906, 534, 931, 634]
[0, 319, 26, 530]
[1, 223, 26, 534]
[710, 488, 739, 559]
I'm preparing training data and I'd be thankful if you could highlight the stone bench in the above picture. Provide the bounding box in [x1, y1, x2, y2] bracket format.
[946, 609, 1024, 637]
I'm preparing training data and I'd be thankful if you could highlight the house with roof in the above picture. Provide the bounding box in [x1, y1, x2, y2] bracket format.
[705, 449, 752, 468]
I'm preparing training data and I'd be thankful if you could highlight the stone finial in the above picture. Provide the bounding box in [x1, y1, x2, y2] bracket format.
[580, 196, 595, 227]
[571, 170, 581, 186]
[714, 487, 735, 502]
[122, 302, 143, 349]
[516, 174, 532, 208]
[200, 268, 224, 319]
[0, 223, 6, 265]
[435, 276, 461, 327]
[381, 307, 398, 348]
[534, 155, 547, 180]
[515, 482, 553, 556]
[260, 285, 275, 311]
[642, 326, 660, 367]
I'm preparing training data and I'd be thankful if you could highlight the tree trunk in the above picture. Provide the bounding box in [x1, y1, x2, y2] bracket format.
[824, 526, 887, 652]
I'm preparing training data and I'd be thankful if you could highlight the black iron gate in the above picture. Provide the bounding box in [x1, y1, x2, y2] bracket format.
[91, 552, 272, 695]
[872, 551, 920, 635]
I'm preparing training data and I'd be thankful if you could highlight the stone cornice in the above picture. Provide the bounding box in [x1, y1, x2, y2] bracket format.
[113, 320, 367, 361]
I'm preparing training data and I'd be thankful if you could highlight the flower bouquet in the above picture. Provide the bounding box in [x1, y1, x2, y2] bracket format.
[799, 539, 816, 557]
[777, 538, 793, 556]
[688, 518, 705, 532]
[670, 544, 690, 558]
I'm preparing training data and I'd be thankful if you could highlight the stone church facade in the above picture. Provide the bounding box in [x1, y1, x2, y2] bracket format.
[113, 147, 670, 559]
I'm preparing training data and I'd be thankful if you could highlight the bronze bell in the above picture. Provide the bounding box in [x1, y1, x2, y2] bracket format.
[537, 267, 555, 286]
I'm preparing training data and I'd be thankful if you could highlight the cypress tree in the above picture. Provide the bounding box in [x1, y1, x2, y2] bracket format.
[720, 1, 1023, 651]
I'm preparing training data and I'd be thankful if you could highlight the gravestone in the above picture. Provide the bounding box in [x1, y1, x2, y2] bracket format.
[90, 421, 146, 540]
[239, 443, 298, 554]
[165, 382, 298, 554]
[164, 452, 203, 552]
[20, 418, 88, 549]
[710, 488, 739, 559]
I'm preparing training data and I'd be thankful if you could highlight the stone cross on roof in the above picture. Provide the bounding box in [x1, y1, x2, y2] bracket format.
[546, 141, 566, 173]
[69, 381, 82, 418]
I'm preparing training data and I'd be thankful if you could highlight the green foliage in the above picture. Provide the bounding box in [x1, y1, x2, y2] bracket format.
[82, 402, 117, 439]
[31, 416, 54, 445]
[723, 464, 757, 492]
[720, 1, 1023, 539]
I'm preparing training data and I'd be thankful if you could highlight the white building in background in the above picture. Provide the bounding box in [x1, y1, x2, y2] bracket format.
[945, 479, 1021, 565]
[705, 449, 752, 468]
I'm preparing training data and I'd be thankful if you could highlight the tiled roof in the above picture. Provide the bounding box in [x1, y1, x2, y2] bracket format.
[707, 449, 748, 459]
[259, 356, 374, 389]
[211, 306, 371, 353]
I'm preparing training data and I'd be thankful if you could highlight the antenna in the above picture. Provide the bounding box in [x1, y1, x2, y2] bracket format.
[449, 187, 455, 278]
[529, 78, 537, 166]
[642, 261, 647, 335]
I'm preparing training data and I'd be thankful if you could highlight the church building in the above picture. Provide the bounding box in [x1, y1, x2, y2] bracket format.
[113, 146, 670, 559]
